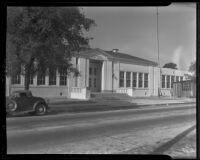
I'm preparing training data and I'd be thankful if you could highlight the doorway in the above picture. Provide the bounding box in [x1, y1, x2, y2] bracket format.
[89, 60, 102, 92]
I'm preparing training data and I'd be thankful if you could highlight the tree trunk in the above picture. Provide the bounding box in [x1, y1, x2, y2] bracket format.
[24, 64, 30, 90]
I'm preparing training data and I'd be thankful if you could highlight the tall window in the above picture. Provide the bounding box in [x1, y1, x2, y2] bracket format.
[89, 78, 92, 88]
[49, 68, 57, 85]
[126, 72, 131, 87]
[11, 74, 21, 85]
[171, 76, 175, 88]
[94, 78, 97, 87]
[132, 72, 137, 88]
[138, 73, 143, 88]
[166, 75, 170, 88]
[119, 71, 124, 87]
[89, 67, 92, 75]
[29, 74, 33, 85]
[60, 68, 67, 86]
[162, 75, 165, 88]
[37, 70, 45, 85]
[180, 76, 183, 81]
[144, 73, 148, 88]
[176, 76, 179, 82]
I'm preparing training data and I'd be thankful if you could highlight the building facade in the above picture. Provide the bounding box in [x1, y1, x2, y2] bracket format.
[6, 48, 190, 99]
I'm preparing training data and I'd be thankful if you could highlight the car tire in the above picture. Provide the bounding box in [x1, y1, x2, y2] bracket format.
[35, 103, 47, 116]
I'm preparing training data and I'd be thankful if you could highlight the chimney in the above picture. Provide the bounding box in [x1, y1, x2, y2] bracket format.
[112, 49, 119, 53]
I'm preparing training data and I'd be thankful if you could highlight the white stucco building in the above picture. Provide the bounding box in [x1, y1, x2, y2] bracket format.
[6, 48, 189, 99]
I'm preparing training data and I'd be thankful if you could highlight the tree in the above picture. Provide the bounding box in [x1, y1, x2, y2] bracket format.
[163, 62, 178, 69]
[7, 7, 96, 90]
[188, 61, 196, 81]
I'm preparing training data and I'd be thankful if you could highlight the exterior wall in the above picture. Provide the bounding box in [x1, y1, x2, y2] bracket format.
[10, 85, 69, 98]
[6, 55, 191, 98]
[160, 68, 188, 96]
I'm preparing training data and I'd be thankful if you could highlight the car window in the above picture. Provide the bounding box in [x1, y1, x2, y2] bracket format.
[20, 93, 27, 98]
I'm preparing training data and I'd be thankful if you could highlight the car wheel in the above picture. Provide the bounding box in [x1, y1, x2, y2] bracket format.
[35, 104, 47, 116]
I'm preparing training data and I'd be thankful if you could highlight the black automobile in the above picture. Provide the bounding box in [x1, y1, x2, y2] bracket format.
[6, 90, 50, 116]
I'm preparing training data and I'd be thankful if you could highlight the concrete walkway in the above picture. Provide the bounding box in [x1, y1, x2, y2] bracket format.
[47, 96, 196, 107]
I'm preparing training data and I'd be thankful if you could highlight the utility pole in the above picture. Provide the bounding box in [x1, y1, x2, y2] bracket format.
[156, 7, 161, 97]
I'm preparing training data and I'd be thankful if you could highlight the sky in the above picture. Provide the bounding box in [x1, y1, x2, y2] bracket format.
[82, 3, 196, 71]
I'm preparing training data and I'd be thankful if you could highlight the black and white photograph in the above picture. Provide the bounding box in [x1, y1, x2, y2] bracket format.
[5, 3, 197, 158]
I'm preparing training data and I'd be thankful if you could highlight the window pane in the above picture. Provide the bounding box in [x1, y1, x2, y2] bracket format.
[126, 72, 131, 87]
[119, 71, 124, 87]
[144, 73, 148, 88]
[49, 68, 56, 85]
[89, 67, 92, 75]
[162, 75, 165, 88]
[37, 71, 45, 85]
[167, 75, 170, 88]
[139, 73, 143, 88]
[171, 76, 174, 88]
[11, 74, 21, 84]
[60, 68, 67, 86]
[176, 76, 179, 82]
[132, 72, 137, 87]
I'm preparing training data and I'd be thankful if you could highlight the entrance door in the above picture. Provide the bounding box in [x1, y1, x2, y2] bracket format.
[89, 60, 102, 92]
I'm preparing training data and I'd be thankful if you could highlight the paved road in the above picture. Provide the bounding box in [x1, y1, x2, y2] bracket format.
[6, 104, 196, 154]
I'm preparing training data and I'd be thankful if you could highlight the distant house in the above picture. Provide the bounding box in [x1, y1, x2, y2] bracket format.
[6, 48, 190, 99]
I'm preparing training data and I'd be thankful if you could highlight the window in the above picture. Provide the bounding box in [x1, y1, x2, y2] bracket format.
[183, 81, 191, 91]
[94, 78, 96, 87]
[171, 76, 175, 88]
[94, 68, 97, 75]
[176, 76, 179, 82]
[89, 67, 92, 75]
[162, 75, 165, 88]
[60, 68, 67, 86]
[119, 71, 124, 87]
[166, 75, 170, 88]
[180, 76, 183, 81]
[49, 68, 57, 85]
[132, 72, 137, 88]
[144, 73, 148, 88]
[11, 74, 21, 85]
[138, 73, 143, 88]
[29, 74, 33, 85]
[37, 71, 45, 85]
[89, 78, 92, 87]
[126, 72, 131, 87]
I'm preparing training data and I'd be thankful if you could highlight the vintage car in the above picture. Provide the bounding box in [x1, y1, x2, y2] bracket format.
[6, 90, 50, 116]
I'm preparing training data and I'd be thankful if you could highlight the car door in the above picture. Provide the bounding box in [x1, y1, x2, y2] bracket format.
[15, 93, 31, 112]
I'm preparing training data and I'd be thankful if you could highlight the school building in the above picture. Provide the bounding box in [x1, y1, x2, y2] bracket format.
[6, 48, 190, 99]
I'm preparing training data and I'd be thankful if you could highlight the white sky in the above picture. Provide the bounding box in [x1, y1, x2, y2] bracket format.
[82, 3, 196, 71]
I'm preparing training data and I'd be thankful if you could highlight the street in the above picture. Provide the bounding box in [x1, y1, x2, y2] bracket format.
[6, 103, 196, 156]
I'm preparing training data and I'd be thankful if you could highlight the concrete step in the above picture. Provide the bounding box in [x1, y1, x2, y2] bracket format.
[91, 92, 133, 100]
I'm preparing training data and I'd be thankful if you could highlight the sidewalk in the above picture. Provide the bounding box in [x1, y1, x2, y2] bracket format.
[48, 96, 196, 107]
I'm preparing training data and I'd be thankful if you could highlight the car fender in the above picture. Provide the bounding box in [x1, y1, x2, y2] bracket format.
[33, 100, 46, 111]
